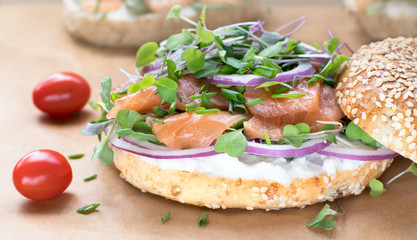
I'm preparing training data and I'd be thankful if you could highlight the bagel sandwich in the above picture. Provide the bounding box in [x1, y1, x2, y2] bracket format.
[81, 11, 400, 210]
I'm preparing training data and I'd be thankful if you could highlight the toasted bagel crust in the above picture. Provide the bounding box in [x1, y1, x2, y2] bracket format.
[112, 147, 392, 210]
[336, 37, 417, 162]
[63, 0, 259, 47]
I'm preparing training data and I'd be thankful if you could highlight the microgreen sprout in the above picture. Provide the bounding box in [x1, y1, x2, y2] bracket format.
[369, 179, 386, 197]
[306, 202, 344, 231]
[282, 123, 311, 148]
[369, 162, 417, 197]
[345, 122, 382, 148]
[385, 162, 417, 185]
[214, 129, 247, 157]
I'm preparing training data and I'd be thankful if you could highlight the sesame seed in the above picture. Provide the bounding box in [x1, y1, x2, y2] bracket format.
[261, 194, 268, 201]
[381, 115, 388, 122]
[405, 122, 411, 129]
[353, 118, 359, 124]
[409, 143, 416, 150]
[279, 196, 288, 202]
[212, 204, 220, 209]
[246, 206, 254, 210]
[251, 187, 259, 193]
[397, 113, 404, 119]
[260, 187, 268, 193]
[361, 112, 367, 120]
[372, 115, 377, 122]
[379, 93, 386, 101]
[406, 109, 412, 117]
[406, 136, 414, 143]
[399, 129, 406, 136]
[351, 108, 358, 114]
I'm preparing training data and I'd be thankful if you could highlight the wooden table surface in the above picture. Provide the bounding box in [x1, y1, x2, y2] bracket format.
[1, 1, 416, 239]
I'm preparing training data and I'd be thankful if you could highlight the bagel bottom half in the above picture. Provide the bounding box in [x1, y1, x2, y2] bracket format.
[112, 146, 393, 210]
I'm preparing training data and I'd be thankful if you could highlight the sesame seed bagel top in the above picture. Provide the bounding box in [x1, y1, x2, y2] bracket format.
[336, 37, 417, 162]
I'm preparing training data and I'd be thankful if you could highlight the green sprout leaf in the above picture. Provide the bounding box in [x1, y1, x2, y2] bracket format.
[117, 109, 145, 129]
[136, 42, 158, 67]
[242, 47, 255, 62]
[283, 123, 310, 147]
[200, 5, 207, 26]
[324, 37, 339, 54]
[408, 162, 417, 176]
[166, 4, 181, 19]
[80, 119, 114, 136]
[128, 75, 155, 94]
[100, 76, 114, 111]
[198, 212, 209, 226]
[259, 41, 284, 58]
[91, 122, 115, 165]
[155, 78, 178, 103]
[193, 60, 220, 78]
[369, 179, 386, 197]
[167, 59, 179, 81]
[214, 129, 247, 157]
[182, 48, 205, 73]
[166, 29, 194, 50]
[345, 122, 381, 148]
[306, 204, 341, 231]
[196, 21, 215, 44]
[329, 54, 349, 77]
[161, 212, 170, 223]
[321, 124, 337, 144]
[260, 31, 281, 45]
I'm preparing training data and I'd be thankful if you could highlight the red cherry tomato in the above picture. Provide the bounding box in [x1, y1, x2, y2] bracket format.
[13, 150, 73, 200]
[33, 72, 91, 116]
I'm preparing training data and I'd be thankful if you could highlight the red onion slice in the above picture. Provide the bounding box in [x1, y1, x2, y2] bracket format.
[201, 61, 315, 86]
[110, 133, 220, 159]
[317, 145, 399, 161]
[246, 139, 330, 157]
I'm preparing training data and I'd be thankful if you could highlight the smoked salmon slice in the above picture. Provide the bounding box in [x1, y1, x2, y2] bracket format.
[176, 74, 229, 111]
[243, 83, 344, 140]
[244, 79, 320, 121]
[150, 111, 249, 149]
[107, 85, 163, 118]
